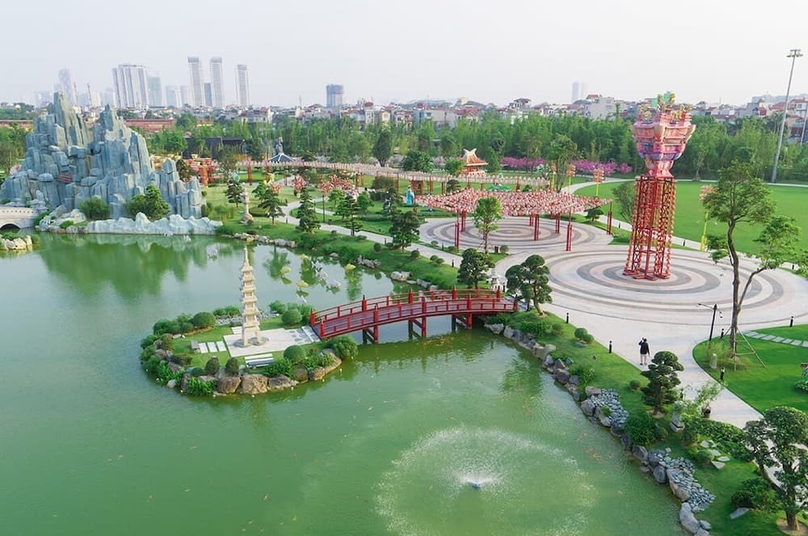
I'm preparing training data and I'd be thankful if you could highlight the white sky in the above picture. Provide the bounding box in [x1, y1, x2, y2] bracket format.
[1, 0, 806, 107]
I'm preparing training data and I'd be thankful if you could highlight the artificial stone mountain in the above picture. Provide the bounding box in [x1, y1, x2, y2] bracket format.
[0, 93, 202, 219]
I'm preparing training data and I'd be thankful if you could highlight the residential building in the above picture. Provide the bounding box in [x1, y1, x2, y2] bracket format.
[58, 69, 78, 106]
[236, 64, 250, 107]
[326, 84, 344, 110]
[209, 57, 224, 108]
[147, 76, 163, 107]
[112, 64, 150, 109]
[165, 86, 183, 108]
[204, 83, 213, 108]
[583, 95, 617, 120]
[187, 57, 204, 107]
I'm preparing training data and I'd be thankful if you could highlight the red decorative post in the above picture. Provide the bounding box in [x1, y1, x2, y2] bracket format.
[607, 201, 614, 235]
[533, 213, 540, 241]
[624, 93, 695, 280]
[565, 216, 573, 252]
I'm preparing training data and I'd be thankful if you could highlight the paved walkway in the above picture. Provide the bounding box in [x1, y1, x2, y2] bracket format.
[275, 187, 808, 428]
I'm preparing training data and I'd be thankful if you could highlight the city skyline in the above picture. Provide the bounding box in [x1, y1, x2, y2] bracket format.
[1, 0, 806, 108]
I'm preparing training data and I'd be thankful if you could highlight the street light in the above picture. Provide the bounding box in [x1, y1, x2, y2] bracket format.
[698, 303, 723, 342]
[772, 48, 803, 184]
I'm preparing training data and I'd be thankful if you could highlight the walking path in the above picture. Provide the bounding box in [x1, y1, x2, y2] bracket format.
[275, 186, 808, 429]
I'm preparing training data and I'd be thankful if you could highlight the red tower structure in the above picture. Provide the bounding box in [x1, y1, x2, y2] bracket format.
[623, 93, 695, 280]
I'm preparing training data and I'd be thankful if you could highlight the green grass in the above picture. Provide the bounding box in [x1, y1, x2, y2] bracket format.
[576, 181, 808, 256]
[693, 327, 808, 414]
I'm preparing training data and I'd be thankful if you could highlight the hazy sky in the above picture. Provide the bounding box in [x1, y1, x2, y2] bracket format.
[2, 0, 806, 107]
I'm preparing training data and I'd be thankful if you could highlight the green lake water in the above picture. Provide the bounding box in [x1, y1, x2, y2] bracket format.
[0, 234, 685, 535]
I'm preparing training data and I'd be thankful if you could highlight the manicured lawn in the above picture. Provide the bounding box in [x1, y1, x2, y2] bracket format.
[576, 181, 808, 257]
[693, 326, 808, 414]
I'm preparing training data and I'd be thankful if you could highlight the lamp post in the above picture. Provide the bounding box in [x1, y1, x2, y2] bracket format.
[771, 48, 803, 184]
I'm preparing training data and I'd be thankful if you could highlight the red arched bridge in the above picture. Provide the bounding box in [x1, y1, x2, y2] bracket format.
[309, 288, 516, 342]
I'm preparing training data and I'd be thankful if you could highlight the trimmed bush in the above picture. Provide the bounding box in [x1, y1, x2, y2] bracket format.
[581, 333, 595, 345]
[373, 242, 382, 252]
[499, 245, 509, 254]
[625, 412, 656, 446]
[225, 357, 240, 375]
[330, 336, 358, 359]
[629, 379, 642, 391]
[153, 318, 179, 335]
[695, 449, 714, 466]
[143, 355, 162, 374]
[283, 345, 305, 362]
[730, 478, 778, 511]
[269, 300, 287, 314]
[410, 249, 420, 259]
[159, 333, 174, 352]
[204, 356, 220, 376]
[573, 327, 589, 340]
[192, 312, 216, 329]
[552, 323, 564, 335]
[281, 308, 303, 326]
[140, 334, 159, 349]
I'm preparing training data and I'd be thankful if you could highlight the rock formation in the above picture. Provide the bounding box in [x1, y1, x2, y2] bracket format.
[0, 92, 202, 220]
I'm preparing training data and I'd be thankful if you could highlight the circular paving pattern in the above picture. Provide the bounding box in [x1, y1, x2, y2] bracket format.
[541, 247, 795, 325]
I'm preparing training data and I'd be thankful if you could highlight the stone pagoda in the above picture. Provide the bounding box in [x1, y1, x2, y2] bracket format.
[239, 247, 263, 346]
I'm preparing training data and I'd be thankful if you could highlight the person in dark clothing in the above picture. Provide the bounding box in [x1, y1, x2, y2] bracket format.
[639, 338, 650, 366]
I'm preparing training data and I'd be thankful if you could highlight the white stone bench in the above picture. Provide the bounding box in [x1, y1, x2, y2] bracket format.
[245, 357, 275, 369]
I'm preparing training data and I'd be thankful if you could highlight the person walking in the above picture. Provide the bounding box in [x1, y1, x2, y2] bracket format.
[638, 338, 650, 366]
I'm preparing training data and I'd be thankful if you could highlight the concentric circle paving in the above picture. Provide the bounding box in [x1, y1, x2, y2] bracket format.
[542, 247, 795, 326]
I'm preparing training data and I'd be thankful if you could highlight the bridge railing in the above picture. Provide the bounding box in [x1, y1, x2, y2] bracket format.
[310, 288, 504, 324]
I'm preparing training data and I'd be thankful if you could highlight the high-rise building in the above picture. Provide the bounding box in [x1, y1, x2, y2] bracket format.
[209, 57, 224, 108]
[204, 83, 213, 108]
[236, 64, 250, 107]
[326, 84, 344, 109]
[187, 57, 204, 107]
[165, 85, 183, 108]
[147, 76, 163, 107]
[571, 81, 580, 103]
[112, 64, 150, 109]
[58, 69, 79, 106]
[180, 86, 192, 107]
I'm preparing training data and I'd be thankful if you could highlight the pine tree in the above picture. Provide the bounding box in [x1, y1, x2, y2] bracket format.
[296, 187, 320, 234]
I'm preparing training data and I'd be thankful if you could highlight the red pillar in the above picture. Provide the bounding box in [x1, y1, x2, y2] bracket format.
[451, 287, 457, 300]
[607, 201, 613, 235]
[454, 213, 460, 248]
[565, 215, 573, 251]
[533, 213, 540, 241]
[309, 311, 316, 325]
[555, 213, 561, 233]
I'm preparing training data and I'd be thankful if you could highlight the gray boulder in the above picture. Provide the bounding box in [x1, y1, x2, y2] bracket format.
[668, 470, 691, 501]
[543, 355, 555, 369]
[486, 323, 505, 335]
[308, 367, 326, 381]
[632, 445, 648, 464]
[620, 434, 632, 451]
[503, 326, 515, 339]
[678, 502, 701, 535]
[554, 368, 570, 384]
[292, 365, 309, 382]
[238, 374, 268, 395]
[580, 398, 596, 417]
[267, 375, 294, 391]
[653, 465, 668, 484]
[584, 386, 601, 398]
[217, 376, 241, 394]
